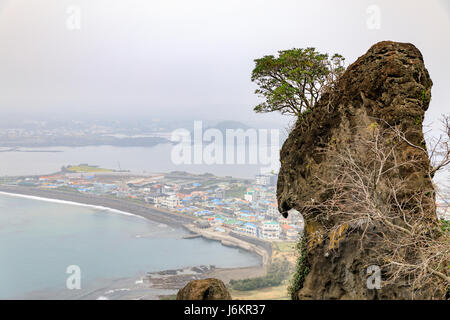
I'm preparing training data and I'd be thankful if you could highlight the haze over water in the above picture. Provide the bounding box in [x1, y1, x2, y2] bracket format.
[0, 144, 264, 179]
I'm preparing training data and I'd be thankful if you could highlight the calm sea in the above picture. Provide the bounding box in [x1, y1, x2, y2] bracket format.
[0, 193, 260, 299]
[0, 144, 268, 178]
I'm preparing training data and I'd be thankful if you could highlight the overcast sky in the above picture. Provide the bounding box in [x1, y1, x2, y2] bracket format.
[0, 0, 448, 126]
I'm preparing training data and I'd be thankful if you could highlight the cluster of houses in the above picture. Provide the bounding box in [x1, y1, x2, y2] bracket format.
[16, 168, 450, 242]
[15, 169, 450, 241]
[147, 175, 304, 241]
[15, 171, 304, 241]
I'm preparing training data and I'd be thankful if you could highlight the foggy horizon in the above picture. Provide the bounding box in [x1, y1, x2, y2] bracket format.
[0, 0, 449, 129]
[0, 0, 449, 304]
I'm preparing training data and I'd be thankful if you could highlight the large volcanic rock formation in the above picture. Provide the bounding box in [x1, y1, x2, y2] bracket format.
[176, 278, 232, 300]
[277, 41, 448, 299]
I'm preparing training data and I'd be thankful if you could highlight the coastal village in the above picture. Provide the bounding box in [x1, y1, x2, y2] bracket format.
[0, 164, 306, 242]
[2, 164, 449, 241]
[1, 164, 448, 240]
[1, 164, 449, 300]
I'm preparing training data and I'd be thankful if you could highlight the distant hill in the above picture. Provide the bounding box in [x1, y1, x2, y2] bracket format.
[206, 121, 251, 133]
[213, 121, 250, 130]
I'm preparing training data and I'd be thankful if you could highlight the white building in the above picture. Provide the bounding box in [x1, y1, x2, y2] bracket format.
[267, 203, 280, 218]
[437, 201, 450, 220]
[244, 223, 258, 237]
[159, 194, 180, 209]
[255, 175, 271, 186]
[244, 191, 254, 202]
[260, 221, 281, 240]
[236, 223, 258, 237]
[244, 190, 260, 203]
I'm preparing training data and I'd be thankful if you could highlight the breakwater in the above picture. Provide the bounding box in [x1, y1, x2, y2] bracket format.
[183, 224, 271, 268]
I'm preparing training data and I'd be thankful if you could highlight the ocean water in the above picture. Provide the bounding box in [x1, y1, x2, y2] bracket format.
[1, 144, 447, 186]
[0, 144, 267, 178]
[0, 193, 260, 299]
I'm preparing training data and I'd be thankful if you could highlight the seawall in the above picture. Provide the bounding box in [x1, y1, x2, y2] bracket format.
[183, 224, 271, 269]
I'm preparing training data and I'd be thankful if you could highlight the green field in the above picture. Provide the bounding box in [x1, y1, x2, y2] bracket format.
[230, 283, 290, 300]
[272, 241, 296, 253]
[226, 185, 247, 198]
[65, 165, 113, 173]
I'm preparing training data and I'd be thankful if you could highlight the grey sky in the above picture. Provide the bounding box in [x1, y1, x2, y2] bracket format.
[0, 0, 448, 126]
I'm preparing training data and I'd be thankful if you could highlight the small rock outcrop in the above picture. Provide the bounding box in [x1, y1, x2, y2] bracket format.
[176, 278, 232, 300]
[277, 41, 447, 299]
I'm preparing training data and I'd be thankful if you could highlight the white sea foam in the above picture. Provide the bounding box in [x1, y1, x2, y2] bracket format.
[105, 288, 130, 294]
[0, 191, 147, 221]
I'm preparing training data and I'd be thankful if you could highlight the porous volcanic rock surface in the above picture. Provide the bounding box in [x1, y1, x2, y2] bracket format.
[176, 278, 232, 300]
[277, 41, 443, 299]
